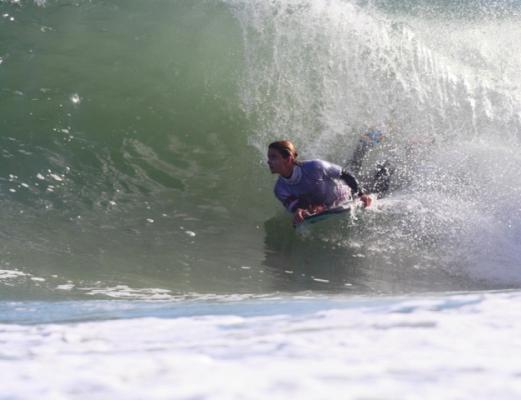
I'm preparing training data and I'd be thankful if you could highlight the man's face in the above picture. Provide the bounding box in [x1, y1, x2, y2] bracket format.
[267, 148, 292, 176]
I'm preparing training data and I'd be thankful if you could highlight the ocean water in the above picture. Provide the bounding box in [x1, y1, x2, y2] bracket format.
[1, 0, 521, 398]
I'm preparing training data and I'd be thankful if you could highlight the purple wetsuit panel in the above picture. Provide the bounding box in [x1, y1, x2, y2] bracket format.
[274, 160, 352, 213]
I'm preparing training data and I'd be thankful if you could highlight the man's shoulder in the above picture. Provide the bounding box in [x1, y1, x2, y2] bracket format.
[301, 159, 339, 173]
[300, 159, 324, 170]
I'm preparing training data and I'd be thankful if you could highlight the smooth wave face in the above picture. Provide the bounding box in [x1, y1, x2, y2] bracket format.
[0, 0, 520, 300]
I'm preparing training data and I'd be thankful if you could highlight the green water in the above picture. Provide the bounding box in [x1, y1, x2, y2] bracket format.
[1, 0, 520, 300]
[0, 0, 271, 298]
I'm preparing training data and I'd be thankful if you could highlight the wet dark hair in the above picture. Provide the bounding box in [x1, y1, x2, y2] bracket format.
[268, 140, 298, 160]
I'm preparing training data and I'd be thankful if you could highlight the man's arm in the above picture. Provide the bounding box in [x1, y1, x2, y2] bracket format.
[340, 169, 363, 196]
[340, 169, 372, 208]
[319, 161, 371, 208]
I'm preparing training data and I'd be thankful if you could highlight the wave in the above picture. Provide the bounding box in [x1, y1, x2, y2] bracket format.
[0, 0, 520, 298]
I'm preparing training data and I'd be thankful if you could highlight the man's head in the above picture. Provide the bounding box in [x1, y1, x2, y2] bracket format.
[267, 140, 298, 178]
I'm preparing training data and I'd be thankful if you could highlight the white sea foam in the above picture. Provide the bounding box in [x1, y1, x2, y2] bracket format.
[56, 284, 75, 291]
[1, 291, 521, 399]
[0, 269, 28, 280]
[81, 285, 174, 300]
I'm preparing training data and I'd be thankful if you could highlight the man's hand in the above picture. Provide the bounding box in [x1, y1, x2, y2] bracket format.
[308, 204, 326, 215]
[293, 204, 327, 225]
[293, 208, 309, 225]
[359, 194, 372, 208]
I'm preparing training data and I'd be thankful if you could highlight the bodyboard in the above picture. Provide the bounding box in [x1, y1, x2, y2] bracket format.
[300, 203, 352, 225]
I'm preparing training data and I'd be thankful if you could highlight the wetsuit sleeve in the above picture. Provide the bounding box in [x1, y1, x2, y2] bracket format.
[274, 185, 302, 213]
[340, 169, 364, 197]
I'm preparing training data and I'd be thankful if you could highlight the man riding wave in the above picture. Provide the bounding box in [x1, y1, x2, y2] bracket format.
[267, 140, 375, 225]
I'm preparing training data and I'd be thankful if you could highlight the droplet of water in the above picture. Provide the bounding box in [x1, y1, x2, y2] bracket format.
[70, 93, 81, 104]
[49, 173, 63, 182]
